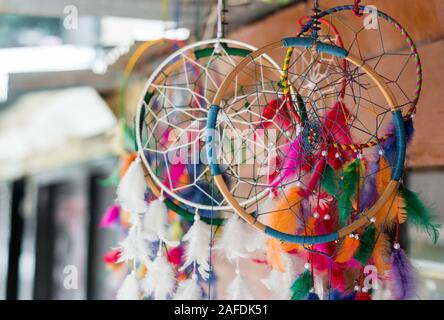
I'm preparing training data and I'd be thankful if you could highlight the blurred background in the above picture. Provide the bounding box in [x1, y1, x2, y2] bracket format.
[0, 0, 443, 300]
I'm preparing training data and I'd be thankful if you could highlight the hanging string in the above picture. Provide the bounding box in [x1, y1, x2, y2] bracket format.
[353, 0, 363, 17]
[310, 0, 321, 40]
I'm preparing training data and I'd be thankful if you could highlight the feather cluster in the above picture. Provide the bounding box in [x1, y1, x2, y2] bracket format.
[261, 255, 295, 300]
[180, 215, 212, 280]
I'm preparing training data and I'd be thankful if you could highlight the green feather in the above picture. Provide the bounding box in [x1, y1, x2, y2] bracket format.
[290, 270, 312, 300]
[400, 186, 441, 244]
[338, 160, 359, 225]
[296, 94, 308, 124]
[321, 164, 337, 198]
[354, 225, 376, 265]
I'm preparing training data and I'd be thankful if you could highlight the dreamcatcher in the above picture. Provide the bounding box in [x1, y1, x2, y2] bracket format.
[110, 0, 439, 300]
[205, 0, 439, 300]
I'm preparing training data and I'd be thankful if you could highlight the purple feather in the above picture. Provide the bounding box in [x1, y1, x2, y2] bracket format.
[359, 160, 379, 211]
[390, 248, 417, 300]
[383, 118, 415, 168]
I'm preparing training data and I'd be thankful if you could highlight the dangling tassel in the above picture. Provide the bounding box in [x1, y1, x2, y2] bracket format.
[99, 204, 121, 228]
[226, 267, 254, 300]
[116, 226, 151, 265]
[334, 234, 360, 263]
[266, 186, 302, 271]
[400, 186, 441, 243]
[354, 225, 375, 265]
[117, 157, 148, 214]
[116, 271, 140, 300]
[290, 269, 312, 300]
[143, 197, 179, 247]
[173, 274, 202, 300]
[338, 160, 359, 226]
[180, 214, 211, 280]
[389, 245, 417, 300]
[143, 252, 176, 300]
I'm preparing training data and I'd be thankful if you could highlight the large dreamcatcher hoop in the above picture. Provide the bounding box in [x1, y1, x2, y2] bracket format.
[134, 38, 280, 224]
[206, 37, 406, 245]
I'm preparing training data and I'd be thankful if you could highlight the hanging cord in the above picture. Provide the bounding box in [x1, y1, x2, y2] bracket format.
[310, 0, 321, 40]
[353, 0, 363, 17]
[215, 0, 228, 52]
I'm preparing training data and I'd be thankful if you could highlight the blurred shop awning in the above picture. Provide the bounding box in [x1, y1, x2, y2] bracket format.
[0, 87, 117, 180]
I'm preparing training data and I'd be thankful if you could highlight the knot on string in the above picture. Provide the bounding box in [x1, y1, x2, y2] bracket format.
[353, 0, 363, 17]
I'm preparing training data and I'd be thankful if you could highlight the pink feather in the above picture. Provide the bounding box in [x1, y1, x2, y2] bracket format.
[99, 204, 120, 228]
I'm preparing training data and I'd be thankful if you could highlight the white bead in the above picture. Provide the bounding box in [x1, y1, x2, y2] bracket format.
[295, 181, 302, 187]
[354, 285, 360, 292]
[194, 214, 200, 221]
[335, 152, 340, 158]
[370, 217, 376, 223]
[378, 149, 384, 156]
[349, 233, 355, 238]
[394, 243, 401, 250]
[324, 214, 331, 221]
[321, 150, 328, 157]
[304, 262, 311, 270]
[354, 234, 360, 240]
[362, 287, 368, 293]
[313, 212, 320, 219]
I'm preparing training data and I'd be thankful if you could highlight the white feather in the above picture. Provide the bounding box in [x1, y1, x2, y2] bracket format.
[143, 254, 176, 300]
[173, 276, 202, 300]
[216, 215, 266, 260]
[116, 271, 140, 300]
[143, 198, 179, 247]
[117, 157, 148, 215]
[261, 254, 296, 300]
[226, 271, 254, 300]
[180, 215, 211, 280]
[216, 215, 249, 261]
[116, 226, 151, 264]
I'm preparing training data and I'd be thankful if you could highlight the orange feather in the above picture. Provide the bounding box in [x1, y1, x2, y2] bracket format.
[374, 158, 405, 229]
[266, 186, 302, 271]
[371, 232, 391, 275]
[334, 236, 360, 263]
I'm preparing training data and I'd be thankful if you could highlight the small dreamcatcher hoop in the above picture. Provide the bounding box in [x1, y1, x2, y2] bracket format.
[135, 38, 280, 224]
[206, 37, 406, 244]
